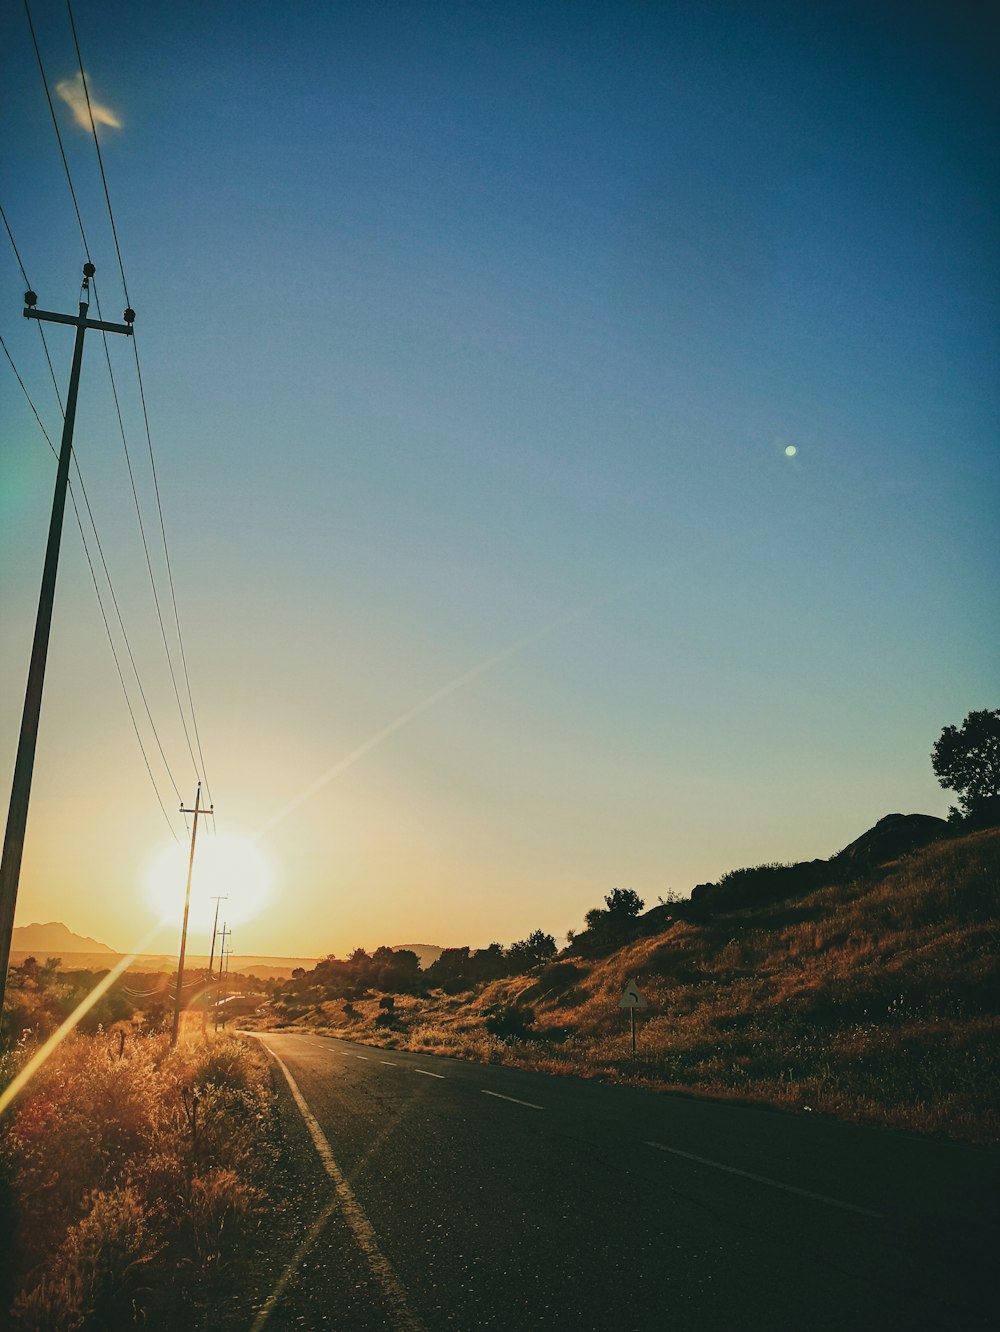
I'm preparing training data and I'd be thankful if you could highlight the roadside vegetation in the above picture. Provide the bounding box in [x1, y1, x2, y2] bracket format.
[256, 825, 1000, 1144]
[0, 1018, 277, 1330]
[1, 960, 270, 1040]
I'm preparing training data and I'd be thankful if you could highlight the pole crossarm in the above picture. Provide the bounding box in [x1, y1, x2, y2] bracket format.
[25, 306, 133, 336]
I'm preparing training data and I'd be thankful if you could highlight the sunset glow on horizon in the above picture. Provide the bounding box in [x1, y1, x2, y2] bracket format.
[142, 831, 277, 938]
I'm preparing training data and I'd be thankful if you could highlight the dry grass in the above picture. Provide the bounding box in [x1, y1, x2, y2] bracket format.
[0, 1028, 274, 1329]
[262, 829, 1000, 1143]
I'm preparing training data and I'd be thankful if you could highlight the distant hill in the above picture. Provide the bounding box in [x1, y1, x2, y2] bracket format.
[8, 929, 319, 980]
[11, 921, 115, 956]
[392, 943, 443, 969]
[227, 956, 321, 980]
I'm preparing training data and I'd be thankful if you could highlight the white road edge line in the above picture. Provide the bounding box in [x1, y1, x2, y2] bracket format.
[414, 1069, 445, 1079]
[262, 1043, 427, 1332]
[644, 1142, 885, 1218]
[481, 1090, 545, 1111]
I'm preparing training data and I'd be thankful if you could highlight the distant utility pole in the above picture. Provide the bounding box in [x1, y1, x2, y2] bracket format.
[200, 895, 227, 1032]
[214, 924, 231, 1032]
[171, 784, 213, 1046]
[207, 895, 228, 977]
[0, 266, 134, 1020]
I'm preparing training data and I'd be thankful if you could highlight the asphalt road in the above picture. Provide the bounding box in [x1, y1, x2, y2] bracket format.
[249, 1031, 998, 1331]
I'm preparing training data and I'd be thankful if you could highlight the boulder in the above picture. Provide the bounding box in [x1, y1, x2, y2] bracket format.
[832, 812, 948, 874]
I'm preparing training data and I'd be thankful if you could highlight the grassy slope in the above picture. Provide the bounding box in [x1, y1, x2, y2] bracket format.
[265, 829, 1000, 1143]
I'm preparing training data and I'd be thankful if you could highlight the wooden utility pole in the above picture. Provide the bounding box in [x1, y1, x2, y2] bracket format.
[171, 784, 213, 1046]
[0, 267, 134, 1020]
[200, 895, 227, 1031]
[207, 895, 227, 977]
[214, 924, 231, 1031]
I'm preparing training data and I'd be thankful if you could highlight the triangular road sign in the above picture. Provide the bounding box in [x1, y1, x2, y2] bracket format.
[618, 978, 648, 1009]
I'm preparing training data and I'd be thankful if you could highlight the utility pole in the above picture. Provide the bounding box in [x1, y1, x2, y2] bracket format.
[207, 895, 228, 977]
[214, 924, 231, 1031]
[0, 266, 134, 1020]
[171, 783, 213, 1046]
[200, 895, 227, 1032]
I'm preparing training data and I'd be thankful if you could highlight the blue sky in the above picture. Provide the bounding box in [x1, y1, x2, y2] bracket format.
[1, 1, 996, 958]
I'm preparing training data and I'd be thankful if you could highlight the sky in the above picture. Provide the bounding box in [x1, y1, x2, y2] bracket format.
[1, 0, 997, 962]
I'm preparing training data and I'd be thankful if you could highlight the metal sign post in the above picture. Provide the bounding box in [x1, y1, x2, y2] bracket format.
[618, 977, 648, 1053]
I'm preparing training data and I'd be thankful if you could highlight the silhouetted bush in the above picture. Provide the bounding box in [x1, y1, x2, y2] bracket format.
[483, 1003, 536, 1041]
[691, 860, 831, 913]
[505, 930, 556, 970]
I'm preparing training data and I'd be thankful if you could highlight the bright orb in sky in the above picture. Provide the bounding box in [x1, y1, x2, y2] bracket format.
[143, 832, 277, 938]
[785, 445, 798, 457]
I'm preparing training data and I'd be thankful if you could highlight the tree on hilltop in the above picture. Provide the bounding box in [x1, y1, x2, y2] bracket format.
[604, 887, 645, 920]
[506, 929, 556, 970]
[584, 887, 645, 932]
[931, 709, 1000, 821]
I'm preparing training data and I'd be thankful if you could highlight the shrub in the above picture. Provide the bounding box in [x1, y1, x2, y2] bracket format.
[12, 1185, 162, 1330]
[483, 1003, 536, 1041]
[2, 1031, 275, 1325]
[187, 1167, 265, 1269]
[506, 930, 556, 970]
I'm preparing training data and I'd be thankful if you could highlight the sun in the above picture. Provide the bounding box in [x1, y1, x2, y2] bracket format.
[143, 831, 277, 938]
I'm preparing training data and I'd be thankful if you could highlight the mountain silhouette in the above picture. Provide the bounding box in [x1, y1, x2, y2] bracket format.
[11, 921, 115, 955]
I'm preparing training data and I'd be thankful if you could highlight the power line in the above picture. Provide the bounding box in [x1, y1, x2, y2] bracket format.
[91, 274, 204, 786]
[4, 194, 186, 799]
[2, 200, 66, 413]
[23, 0, 92, 261]
[1, 329, 181, 841]
[66, 0, 215, 810]
[2, 205, 188, 810]
[132, 338, 215, 810]
[70, 446, 186, 806]
[23, 2, 214, 810]
[66, 0, 128, 302]
[72, 478, 181, 840]
[0, 330, 57, 455]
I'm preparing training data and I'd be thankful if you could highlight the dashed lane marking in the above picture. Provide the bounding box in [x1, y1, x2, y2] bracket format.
[355, 1055, 370, 1060]
[263, 1044, 427, 1332]
[414, 1069, 445, 1079]
[381, 1061, 398, 1066]
[645, 1142, 885, 1218]
[481, 1090, 545, 1111]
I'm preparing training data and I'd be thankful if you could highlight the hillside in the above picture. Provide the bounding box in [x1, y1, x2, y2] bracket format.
[257, 824, 1000, 1143]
